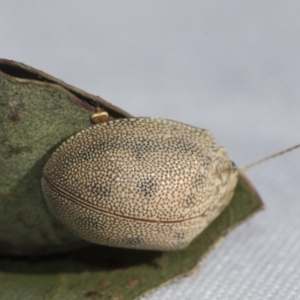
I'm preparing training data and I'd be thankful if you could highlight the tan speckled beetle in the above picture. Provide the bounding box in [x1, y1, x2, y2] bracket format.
[42, 117, 238, 251]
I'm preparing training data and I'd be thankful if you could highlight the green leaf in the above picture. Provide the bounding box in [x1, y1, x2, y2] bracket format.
[0, 59, 131, 255]
[0, 175, 263, 300]
[0, 59, 263, 299]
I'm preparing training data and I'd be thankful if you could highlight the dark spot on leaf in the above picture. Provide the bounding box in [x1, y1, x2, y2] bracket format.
[126, 279, 139, 288]
[8, 145, 22, 155]
[9, 112, 21, 122]
[0, 193, 8, 200]
[99, 279, 111, 288]
[110, 294, 124, 300]
[84, 291, 100, 298]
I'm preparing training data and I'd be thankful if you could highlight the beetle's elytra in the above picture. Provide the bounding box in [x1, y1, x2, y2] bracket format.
[42, 118, 238, 251]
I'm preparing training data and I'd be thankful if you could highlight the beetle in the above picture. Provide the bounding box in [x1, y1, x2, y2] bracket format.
[42, 113, 238, 251]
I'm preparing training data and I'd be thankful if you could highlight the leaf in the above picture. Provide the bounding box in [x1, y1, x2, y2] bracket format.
[0, 59, 131, 255]
[0, 175, 263, 300]
[0, 59, 263, 299]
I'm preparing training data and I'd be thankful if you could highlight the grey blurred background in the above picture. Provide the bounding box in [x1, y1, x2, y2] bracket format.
[1, 1, 299, 299]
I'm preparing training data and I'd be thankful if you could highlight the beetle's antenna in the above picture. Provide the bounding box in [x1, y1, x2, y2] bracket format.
[239, 144, 300, 173]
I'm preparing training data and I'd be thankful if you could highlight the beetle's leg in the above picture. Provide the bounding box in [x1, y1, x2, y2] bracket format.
[91, 107, 109, 124]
